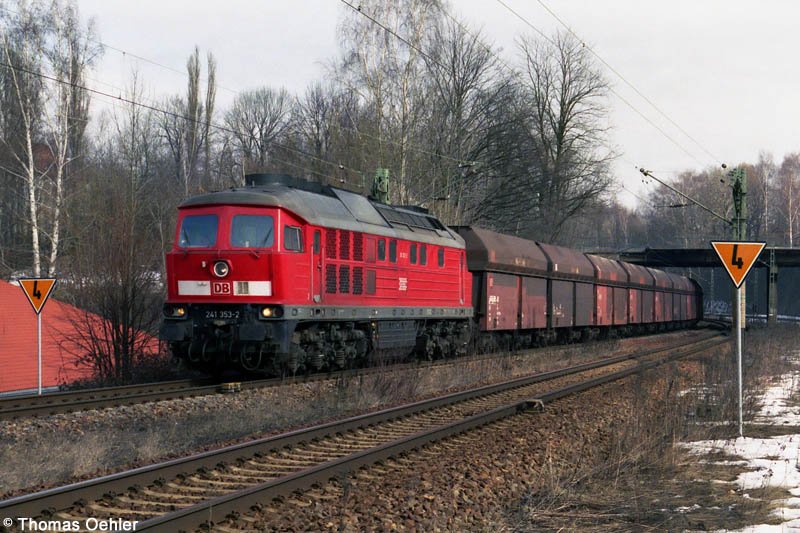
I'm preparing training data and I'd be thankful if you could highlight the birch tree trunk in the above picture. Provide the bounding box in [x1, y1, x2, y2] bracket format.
[3, 36, 42, 276]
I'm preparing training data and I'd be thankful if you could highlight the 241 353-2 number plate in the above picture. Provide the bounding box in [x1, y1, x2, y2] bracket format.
[204, 310, 240, 320]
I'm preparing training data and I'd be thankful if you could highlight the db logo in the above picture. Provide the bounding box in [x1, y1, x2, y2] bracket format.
[212, 282, 231, 295]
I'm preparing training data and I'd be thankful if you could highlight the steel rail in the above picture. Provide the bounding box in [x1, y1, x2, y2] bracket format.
[0, 329, 715, 421]
[0, 333, 721, 525]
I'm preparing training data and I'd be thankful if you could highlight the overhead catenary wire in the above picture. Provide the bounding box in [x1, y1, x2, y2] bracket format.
[3, 1, 718, 207]
[533, 0, 724, 166]
[639, 167, 730, 225]
[493, 0, 709, 168]
[1, 2, 490, 184]
[0, 3, 369, 183]
[341, 0, 624, 205]
[0, 59, 349, 183]
[619, 183, 654, 208]
[439, 2, 705, 209]
[338, 0, 451, 73]
[0, 4, 241, 97]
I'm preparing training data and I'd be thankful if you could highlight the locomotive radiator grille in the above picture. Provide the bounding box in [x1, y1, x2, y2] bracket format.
[325, 229, 337, 259]
[339, 265, 350, 293]
[339, 231, 351, 260]
[353, 267, 363, 295]
[325, 264, 337, 293]
[353, 232, 364, 261]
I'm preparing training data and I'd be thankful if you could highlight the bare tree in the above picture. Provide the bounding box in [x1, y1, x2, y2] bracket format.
[42, 2, 100, 275]
[420, 16, 505, 223]
[64, 78, 164, 382]
[225, 86, 292, 174]
[160, 47, 216, 196]
[743, 151, 775, 241]
[1, 6, 47, 276]
[337, 0, 443, 203]
[0, 0, 98, 276]
[521, 32, 614, 241]
[473, 31, 614, 243]
[294, 82, 336, 176]
[775, 153, 800, 246]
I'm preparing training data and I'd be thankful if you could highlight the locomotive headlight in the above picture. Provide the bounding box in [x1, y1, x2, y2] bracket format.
[260, 306, 283, 319]
[212, 260, 230, 278]
[164, 304, 187, 318]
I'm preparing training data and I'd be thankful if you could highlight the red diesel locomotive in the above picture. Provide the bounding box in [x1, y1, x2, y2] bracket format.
[159, 173, 702, 374]
[160, 173, 473, 373]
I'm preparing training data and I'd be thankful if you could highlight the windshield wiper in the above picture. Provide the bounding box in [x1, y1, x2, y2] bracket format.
[261, 228, 273, 247]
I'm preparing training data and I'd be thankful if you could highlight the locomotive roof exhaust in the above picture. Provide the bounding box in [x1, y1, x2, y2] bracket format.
[245, 173, 325, 194]
[247, 173, 302, 188]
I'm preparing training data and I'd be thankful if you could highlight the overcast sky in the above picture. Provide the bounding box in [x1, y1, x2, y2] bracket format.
[76, 0, 800, 207]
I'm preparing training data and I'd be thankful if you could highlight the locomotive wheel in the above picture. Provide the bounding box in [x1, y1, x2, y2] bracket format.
[201, 339, 212, 363]
[240, 345, 262, 373]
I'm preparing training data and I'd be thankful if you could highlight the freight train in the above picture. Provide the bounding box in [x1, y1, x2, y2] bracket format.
[159, 173, 702, 374]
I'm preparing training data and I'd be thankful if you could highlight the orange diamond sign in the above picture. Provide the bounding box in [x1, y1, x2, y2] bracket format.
[711, 241, 766, 288]
[19, 278, 57, 314]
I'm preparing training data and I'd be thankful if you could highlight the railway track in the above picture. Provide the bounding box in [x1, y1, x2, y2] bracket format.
[0, 328, 717, 421]
[0, 378, 216, 421]
[0, 332, 725, 532]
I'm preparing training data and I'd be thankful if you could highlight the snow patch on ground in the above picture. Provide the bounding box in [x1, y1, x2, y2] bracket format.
[682, 367, 800, 531]
[685, 435, 800, 490]
[755, 373, 800, 425]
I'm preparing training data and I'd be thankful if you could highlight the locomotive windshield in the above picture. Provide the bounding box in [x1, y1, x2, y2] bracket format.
[231, 215, 274, 248]
[178, 214, 218, 248]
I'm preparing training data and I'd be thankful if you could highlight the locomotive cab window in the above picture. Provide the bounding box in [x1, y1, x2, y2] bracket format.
[389, 240, 397, 263]
[437, 247, 445, 267]
[284, 225, 303, 252]
[410, 243, 417, 264]
[179, 214, 218, 248]
[230, 215, 274, 248]
[378, 239, 386, 261]
[420, 244, 427, 266]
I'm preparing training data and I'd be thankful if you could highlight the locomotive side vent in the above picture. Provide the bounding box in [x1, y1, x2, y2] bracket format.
[326, 229, 337, 259]
[339, 265, 350, 293]
[353, 267, 363, 295]
[325, 265, 337, 293]
[353, 232, 363, 261]
[339, 231, 351, 260]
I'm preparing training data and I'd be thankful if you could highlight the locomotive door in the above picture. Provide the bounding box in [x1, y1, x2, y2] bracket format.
[312, 230, 322, 302]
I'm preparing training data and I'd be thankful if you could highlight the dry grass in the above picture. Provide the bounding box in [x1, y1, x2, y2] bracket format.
[505, 324, 800, 532]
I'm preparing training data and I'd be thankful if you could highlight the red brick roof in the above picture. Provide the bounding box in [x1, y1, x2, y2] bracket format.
[0, 280, 93, 393]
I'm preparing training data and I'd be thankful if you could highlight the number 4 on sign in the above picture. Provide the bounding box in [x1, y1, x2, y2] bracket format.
[711, 241, 766, 288]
